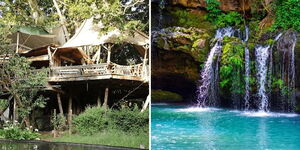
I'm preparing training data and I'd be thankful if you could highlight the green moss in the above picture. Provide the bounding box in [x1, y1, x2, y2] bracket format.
[170, 9, 214, 30]
[152, 90, 183, 102]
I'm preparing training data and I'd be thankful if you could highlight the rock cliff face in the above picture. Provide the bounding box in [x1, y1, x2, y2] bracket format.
[167, 0, 251, 12]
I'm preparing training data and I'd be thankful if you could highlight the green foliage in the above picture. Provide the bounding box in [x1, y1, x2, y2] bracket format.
[273, 0, 300, 31]
[0, 0, 148, 40]
[205, 0, 243, 28]
[271, 78, 291, 96]
[53, 129, 149, 148]
[220, 37, 245, 94]
[73, 106, 110, 135]
[0, 121, 40, 140]
[0, 100, 8, 112]
[215, 12, 243, 28]
[62, 0, 149, 34]
[73, 106, 148, 136]
[0, 56, 48, 125]
[109, 105, 149, 133]
[205, 0, 222, 23]
[51, 112, 66, 131]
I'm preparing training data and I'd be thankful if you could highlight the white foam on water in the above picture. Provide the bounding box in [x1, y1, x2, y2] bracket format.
[177, 107, 220, 112]
[241, 111, 298, 117]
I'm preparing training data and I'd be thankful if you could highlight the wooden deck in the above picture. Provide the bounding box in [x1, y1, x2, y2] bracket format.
[48, 63, 149, 82]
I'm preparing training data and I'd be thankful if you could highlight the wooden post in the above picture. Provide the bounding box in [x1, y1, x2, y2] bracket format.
[107, 44, 111, 64]
[142, 48, 148, 78]
[16, 32, 19, 53]
[47, 46, 53, 67]
[97, 46, 101, 64]
[13, 98, 16, 123]
[68, 96, 72, 126]
[57, 93, 63, 115]
[103, 87, 109, 109]
[97, 95, 101, 107]
[141, 95, 150, 112]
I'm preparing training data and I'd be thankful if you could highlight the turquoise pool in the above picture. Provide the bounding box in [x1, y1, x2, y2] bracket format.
[151, 104, 300, 150]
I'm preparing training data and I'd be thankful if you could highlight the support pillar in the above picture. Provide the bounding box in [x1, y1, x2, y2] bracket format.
[97, 95, 101, 107]
[107, 44, 111, 64]
[141, 95, 150, 113]
[16, 32, 19, 53]
[103, 87, 109, 109]
[57, 93, 64, 115]
[13, 98, 16, 123]
[68, 96, 72, 126]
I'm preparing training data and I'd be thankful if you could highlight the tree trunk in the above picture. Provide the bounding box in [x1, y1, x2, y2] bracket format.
[53, 0, 70, 40]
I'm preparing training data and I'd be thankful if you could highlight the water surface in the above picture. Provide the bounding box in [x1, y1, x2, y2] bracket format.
[151, 104, 300, 150]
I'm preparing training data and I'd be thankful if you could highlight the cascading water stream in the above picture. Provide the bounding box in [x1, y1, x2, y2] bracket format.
[255, 45, 271, 112]
[197, 27, 236, 107]
[256, 33, 283, 112]
[244, 27, 250, 110]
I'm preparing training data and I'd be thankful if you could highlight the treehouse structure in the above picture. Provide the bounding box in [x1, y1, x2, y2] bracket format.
[1, 19, 149, 126]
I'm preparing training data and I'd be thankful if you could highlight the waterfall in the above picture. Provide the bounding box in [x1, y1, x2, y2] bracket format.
[197, 27, 236, 107]
[244, 27, 250, 110]
[276, 32, 296, 112]
[256, 45, 271, 112]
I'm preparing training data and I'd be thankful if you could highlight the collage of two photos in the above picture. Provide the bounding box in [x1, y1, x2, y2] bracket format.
[2, 0, 300, 150]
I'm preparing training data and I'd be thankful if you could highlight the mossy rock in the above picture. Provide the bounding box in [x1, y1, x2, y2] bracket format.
[152, 90, 183, 102]
[153, 27, 213, 62]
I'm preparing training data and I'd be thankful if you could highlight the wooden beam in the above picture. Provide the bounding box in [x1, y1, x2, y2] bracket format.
[78, 47, 93, 64]
[57, 93, 63, 115]
[60, 55, 76, 63]
[103, 87, 109, 109]
[27, 54, 49, 61]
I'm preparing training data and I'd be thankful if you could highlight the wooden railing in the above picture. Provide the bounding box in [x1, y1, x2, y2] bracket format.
[49, 63, 148, 81]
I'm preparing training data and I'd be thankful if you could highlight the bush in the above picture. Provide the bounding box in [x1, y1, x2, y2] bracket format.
[108, 106, 149, 133]
[205, 0, 243, 28]
[0, 121, 40, 140]
[51, 112, 66, 131]
[272, 0, 300, 31]
[73, 106, 149, 135]
[73, 106, 110, 135]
